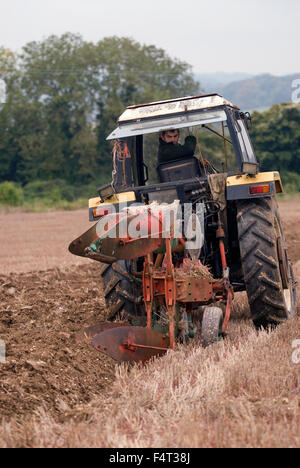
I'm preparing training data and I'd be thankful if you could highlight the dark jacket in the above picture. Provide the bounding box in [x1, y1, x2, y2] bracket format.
[157, 135, 196, 164]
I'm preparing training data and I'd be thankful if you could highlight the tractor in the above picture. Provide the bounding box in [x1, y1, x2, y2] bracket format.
[69, 93, 297, 363]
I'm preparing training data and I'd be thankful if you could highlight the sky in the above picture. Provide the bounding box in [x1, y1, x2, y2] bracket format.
[0, 0, 299, 76]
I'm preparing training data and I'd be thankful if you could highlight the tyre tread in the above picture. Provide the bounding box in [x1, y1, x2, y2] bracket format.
[237, 197, 295, 328]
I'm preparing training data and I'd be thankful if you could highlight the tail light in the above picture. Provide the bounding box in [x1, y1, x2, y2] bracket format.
[249, 184, 270, 195]
[92, 207, 111, 218]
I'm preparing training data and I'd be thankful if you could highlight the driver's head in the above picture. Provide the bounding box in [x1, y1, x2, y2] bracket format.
[160, 129, 180, 145]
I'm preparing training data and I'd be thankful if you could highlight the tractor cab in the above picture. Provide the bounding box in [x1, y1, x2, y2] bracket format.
[89, 93, 260, 221]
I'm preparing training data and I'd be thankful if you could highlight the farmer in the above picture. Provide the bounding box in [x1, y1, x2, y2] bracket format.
[157, 129, 197, 164]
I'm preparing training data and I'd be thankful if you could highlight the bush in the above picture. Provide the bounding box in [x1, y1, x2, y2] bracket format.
[23, 179, 76, 203]
[73, 182, 99, 200]
[21, 179, 98, 210]
[0, 182, 24, 206]
[280, 171, 300, 193]
[0, 178, 100, 211]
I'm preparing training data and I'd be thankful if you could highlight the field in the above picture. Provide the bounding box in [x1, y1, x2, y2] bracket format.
[0, 201, 299, 448]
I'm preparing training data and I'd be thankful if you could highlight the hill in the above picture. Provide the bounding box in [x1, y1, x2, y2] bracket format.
[194, 72, 254, 91]
[197, 73, 300, 111]
[220, 73, 300, 111]
[195, 72, 300, 111]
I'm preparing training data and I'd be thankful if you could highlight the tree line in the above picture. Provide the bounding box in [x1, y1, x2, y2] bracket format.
[0, 34, 198, 189]
[0, 34, 299, 207]
[250, 103, 300, 191]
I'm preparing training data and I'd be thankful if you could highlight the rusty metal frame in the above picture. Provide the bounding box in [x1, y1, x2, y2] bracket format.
[164, 238, 177, 349]
[95, 214, 234, 361]
[141, 236, 234, 350]
[143, 254, 154, 328]
[94, 231, 234, 362]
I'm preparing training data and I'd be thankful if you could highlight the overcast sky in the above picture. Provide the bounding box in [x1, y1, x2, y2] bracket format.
[0, 0, 299, 75]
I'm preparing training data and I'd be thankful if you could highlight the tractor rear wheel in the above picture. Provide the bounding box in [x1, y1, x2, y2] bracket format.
[100, 260, 145, 325]
[237, 197, 297, 329]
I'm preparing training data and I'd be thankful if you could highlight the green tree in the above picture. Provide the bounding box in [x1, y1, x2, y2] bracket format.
[0, 46, 15, 77]
[0, 181, 23, 206]
[0, 47, 23, 182]
[250, 103, 300, 174]
[95, 37, 199, 172]
[0, 34, 199, 191]
[17, 33, 99, 185]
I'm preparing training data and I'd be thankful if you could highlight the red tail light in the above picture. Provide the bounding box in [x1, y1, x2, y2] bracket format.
[249, 184, 270, 195]
[93, 207, 111, 218]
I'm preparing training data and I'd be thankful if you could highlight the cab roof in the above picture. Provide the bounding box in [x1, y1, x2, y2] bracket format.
[107, 93, 239, 140]
[118, 93, 239, 123]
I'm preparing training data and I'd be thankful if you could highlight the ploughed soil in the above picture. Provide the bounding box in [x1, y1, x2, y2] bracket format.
[0, 200, 299, 423]
[0, 263, 116, 422]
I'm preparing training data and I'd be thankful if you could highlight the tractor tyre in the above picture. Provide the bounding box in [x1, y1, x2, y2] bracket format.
[201, 306, 223, 348]
[236, 197, 297, 329]
[100, 260, 145, 325]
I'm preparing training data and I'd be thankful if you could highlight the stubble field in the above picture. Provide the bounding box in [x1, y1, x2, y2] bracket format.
[0, 201, 299, 448]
